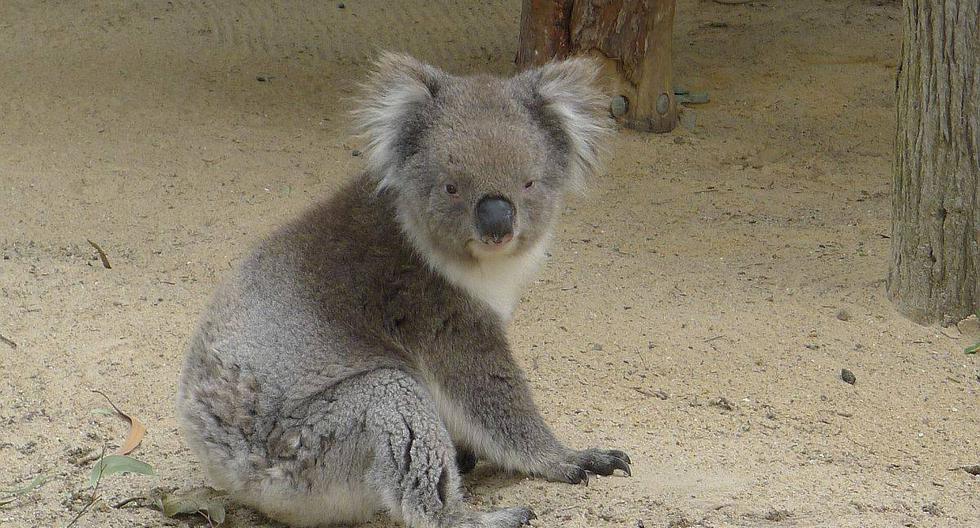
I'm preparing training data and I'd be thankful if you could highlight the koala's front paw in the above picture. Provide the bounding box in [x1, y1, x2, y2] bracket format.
[543, 448, 632, 484]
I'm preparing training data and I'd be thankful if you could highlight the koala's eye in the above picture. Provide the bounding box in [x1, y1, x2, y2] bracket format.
[524, 180, 535, 189]
[445, 184, 458, 195]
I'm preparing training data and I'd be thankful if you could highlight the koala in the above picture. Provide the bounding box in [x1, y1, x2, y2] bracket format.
[176, 52, 631, 528]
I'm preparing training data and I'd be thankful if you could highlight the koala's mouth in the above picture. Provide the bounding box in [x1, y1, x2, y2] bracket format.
[468, 232, 519, 258]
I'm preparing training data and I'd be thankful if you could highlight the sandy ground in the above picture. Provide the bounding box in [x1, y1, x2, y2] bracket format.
[1, 1, 978, 527]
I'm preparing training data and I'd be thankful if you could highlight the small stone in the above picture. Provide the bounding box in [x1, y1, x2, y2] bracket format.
[338, 2, 346, 8]
[956, 314, 980, 338]
[351, 149, 362, 157]
[710, 397, 735, 411]
[592, 343, 603, 351]
[256, 75, 268, 82]
[957, 465, 980, 476]
[673, 136, 685, 144]
[836, 309, 851, 321]
[841, 369, 856, 385]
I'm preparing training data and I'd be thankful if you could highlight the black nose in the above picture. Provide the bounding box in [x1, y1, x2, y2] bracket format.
[475, 196, 514, 243]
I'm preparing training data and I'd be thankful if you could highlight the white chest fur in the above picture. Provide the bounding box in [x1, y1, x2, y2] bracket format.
[395, 205, 550, 321]
[431, 240, 548, 321]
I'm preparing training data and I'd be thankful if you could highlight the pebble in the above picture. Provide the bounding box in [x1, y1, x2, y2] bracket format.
[841, 368, 856, 385]
[836, 309, 851, 321]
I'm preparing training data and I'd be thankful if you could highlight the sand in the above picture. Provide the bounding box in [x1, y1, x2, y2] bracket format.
[1, 1, 977, 527]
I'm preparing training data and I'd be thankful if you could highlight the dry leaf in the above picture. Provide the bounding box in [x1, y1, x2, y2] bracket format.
[92, 390, 146, 455]
[157, 487, 227, 525]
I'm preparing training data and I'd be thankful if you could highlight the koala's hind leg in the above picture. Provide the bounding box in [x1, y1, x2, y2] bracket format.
[360, 369, 534, 528]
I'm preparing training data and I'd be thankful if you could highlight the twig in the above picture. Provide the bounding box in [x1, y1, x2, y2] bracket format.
[111, 496, 146, 509]
[0, 334, 16, 349]
[91, 390, 123, 415]
[201, 509, 216, 528]
[86, 240, 112, 269]
[704, 335, 725, 342]
[65, 443, 107, 528]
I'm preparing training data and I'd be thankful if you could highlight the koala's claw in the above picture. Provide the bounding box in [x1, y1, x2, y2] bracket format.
[562, 448, 633, 480]
[541, 462, 588, 485]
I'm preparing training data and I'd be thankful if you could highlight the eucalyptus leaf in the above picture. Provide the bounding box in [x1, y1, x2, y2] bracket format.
[89, 455, 155, 488]
[1, 474, 53, 496]
[157, 487, 227, 525]
[965, 342, 979, 355]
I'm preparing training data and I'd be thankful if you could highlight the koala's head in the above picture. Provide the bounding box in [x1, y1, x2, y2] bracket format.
[355, 52, 609, 264]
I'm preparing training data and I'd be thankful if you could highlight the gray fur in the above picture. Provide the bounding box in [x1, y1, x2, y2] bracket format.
[176, 53, 630, 528]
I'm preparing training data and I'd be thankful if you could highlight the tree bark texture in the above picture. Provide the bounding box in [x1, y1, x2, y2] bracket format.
[887, 0, 979, 325]
[516, 0, 678, 133]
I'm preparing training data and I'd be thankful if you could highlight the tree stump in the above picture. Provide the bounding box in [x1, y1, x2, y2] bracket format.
[516, 0, 678, 133]
[887, 0, 979, 325]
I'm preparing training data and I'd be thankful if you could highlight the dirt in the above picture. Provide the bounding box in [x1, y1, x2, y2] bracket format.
[1, 1, 977, 527]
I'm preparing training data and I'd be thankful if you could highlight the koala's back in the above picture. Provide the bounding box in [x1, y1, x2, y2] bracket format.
[175, 175, 458, 493]
[189, 174, 415, 379]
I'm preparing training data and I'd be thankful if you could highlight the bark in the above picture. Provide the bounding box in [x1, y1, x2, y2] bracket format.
[517, 0, 678, 133]
[887, 0, 980, 325]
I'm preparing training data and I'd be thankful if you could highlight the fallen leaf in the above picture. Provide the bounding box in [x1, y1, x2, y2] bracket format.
[157, 487, 227, 525]
[92, 390, 147, 455]
[0, 474, 53, 507]
[1, 474, 53, 495]
[89, 455, 155, 488]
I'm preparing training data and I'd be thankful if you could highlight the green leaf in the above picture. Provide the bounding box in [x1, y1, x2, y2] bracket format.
[156, 487, 226, 525]
[89, 455, 155, 488]
[0, 474, 53, 509]
[1, 474, 53, 496]
[965, 342, 980, 355]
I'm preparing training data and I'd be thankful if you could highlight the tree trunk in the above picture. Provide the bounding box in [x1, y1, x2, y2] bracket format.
[887, 0, 980, 325]
[516, 0, 678, 133]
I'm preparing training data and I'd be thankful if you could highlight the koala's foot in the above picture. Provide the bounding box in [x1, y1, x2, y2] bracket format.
[455, 447, 478, 475]
[453, 506, 535, 528]
[361, 370, 535, 528]
[478, 506, 536, 527]
[541, 448, 632, 485]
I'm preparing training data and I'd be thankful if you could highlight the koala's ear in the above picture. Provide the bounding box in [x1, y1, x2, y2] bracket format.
[354, 52, 446, 190]
[513, 58, 611, 189]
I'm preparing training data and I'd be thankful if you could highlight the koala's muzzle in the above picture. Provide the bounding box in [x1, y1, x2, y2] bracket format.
[475, 196, 515, 244]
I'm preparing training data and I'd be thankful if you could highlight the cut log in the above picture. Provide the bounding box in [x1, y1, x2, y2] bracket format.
[517, 0, 678, 133]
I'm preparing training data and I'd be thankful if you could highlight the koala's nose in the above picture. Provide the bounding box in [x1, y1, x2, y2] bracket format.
[475, 196, 515, 244]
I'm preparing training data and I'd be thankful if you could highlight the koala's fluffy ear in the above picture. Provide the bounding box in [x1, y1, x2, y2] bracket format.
[513, 58, 611, 189]
[355, 52, 446, 190]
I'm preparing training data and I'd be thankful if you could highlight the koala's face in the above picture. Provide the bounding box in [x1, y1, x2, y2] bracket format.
[356, 54, 608, 263]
